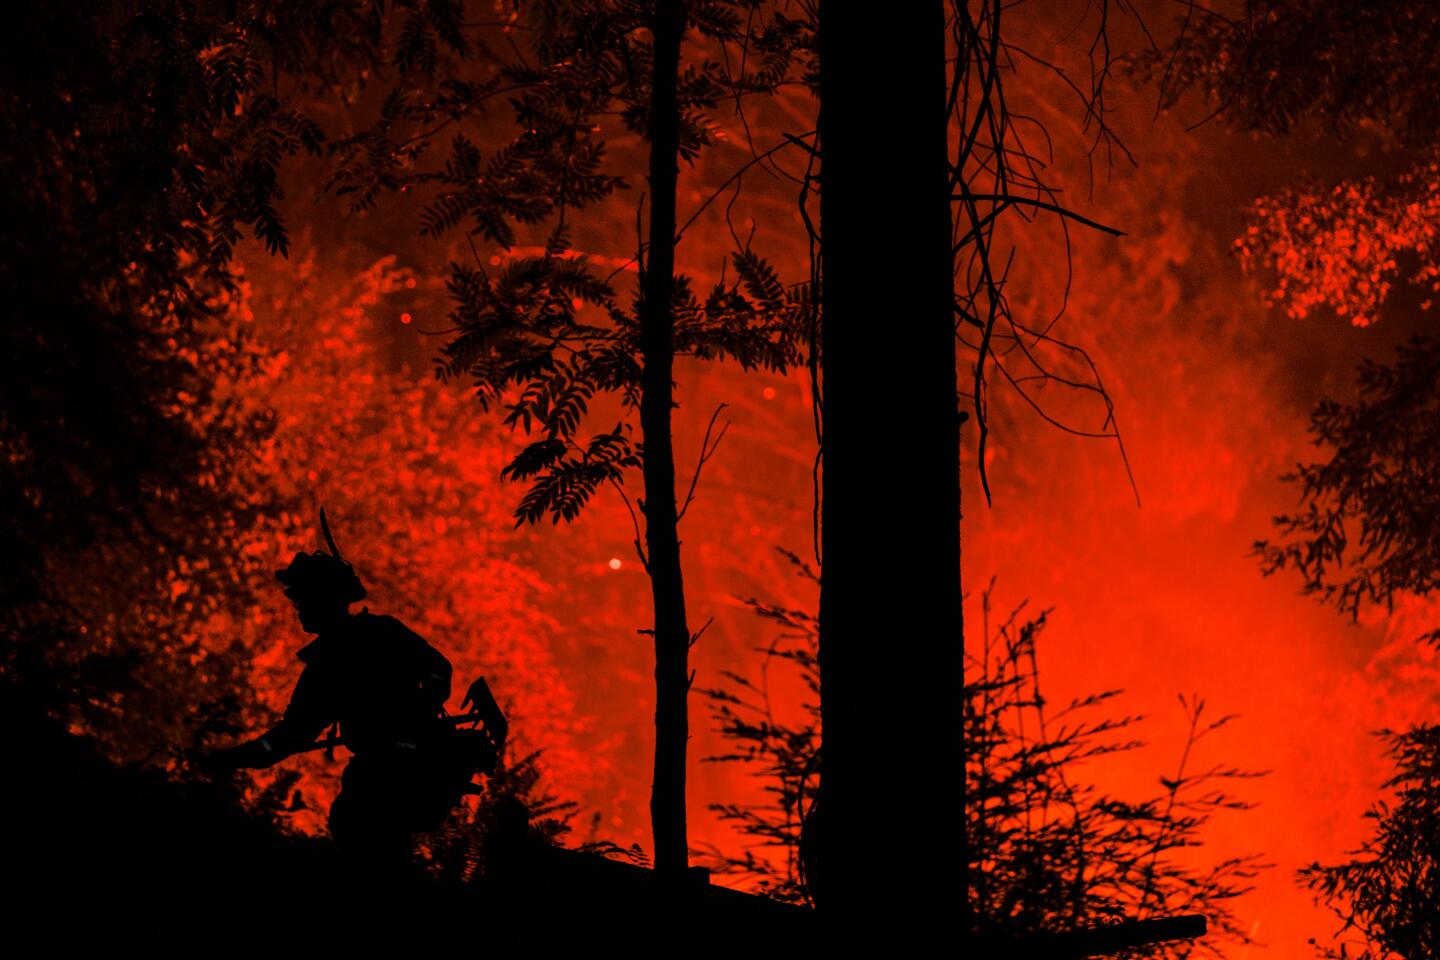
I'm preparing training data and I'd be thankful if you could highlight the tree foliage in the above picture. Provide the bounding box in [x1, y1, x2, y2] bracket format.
[1150, 0, 1440, 147]
[697, 549, 820, 904]
[0, 1, 379, 604]
[422, 749, 625, 882]
[1300, 725, 1440, 960]
[0, 0, 410, 750]
[965, 596, 1262, 957]
[0, 0, 641, 832]
[1233, 167, 1440, 326]
[1255, 338, 1440, 639]
[1144, 0, 1440, 327]
[389, 2, 813, 528]
[700, 562, 1264, 955]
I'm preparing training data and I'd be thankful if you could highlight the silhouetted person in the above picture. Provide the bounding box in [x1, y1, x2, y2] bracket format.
[203, 512, 473, 875]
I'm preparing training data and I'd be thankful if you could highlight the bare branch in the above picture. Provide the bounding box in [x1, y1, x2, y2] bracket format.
[677, 403, 732, 523]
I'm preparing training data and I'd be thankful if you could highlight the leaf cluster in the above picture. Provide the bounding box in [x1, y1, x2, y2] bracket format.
[420, 749, 601, 884]
[330, 0, 811, 231]
[966, 594, 1264, 958]
[696, 551, 820, 904]
[1140, 0, 1440, 149]
[437, 239, 805, 525]
[1301, 724, 1440, 960]
[700, 565, 1265, 957]
[1139, 1, 1440, 327]
[1255, 337, 1440, 641]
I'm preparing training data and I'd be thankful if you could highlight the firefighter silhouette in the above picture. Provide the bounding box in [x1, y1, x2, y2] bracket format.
[202, 511, 505, 869]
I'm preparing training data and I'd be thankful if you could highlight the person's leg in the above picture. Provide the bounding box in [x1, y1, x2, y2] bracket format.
[329, 758, 415, 889]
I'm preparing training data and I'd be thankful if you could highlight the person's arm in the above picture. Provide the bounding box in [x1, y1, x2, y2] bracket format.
[201, 665, 335, 771]
[256, 664, 336, 758]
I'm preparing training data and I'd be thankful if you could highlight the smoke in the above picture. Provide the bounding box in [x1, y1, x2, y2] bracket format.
[953, 47, 1440, 954]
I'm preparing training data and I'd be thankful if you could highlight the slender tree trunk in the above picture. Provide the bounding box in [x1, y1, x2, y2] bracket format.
[639, 0, 690, 880]
[816, 0, 961, 938]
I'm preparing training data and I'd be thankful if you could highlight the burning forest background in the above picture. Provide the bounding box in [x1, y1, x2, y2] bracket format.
[6, 1, 1440, 956]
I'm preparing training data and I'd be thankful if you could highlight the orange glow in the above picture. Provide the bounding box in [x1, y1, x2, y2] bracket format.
[163, 40, 1438, 957]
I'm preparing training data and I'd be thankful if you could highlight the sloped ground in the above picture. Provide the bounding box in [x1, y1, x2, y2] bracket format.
[5, 707, 811, 956]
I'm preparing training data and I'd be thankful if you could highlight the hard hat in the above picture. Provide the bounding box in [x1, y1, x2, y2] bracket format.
[274, 509, 367, 604]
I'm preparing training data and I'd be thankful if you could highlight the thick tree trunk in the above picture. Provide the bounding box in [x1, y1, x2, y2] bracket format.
[816, 0, 961, 937]
[639, 0, 690, 880]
